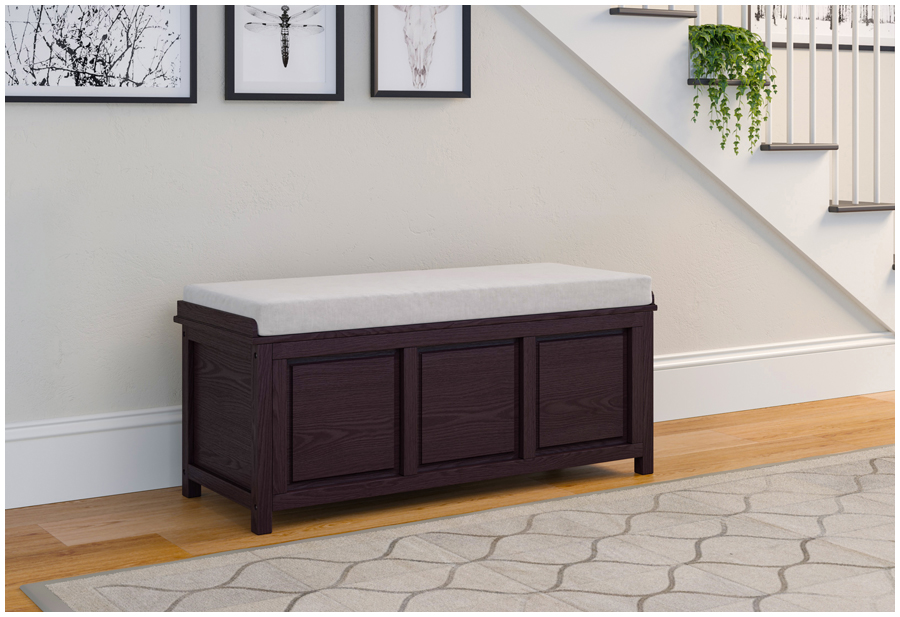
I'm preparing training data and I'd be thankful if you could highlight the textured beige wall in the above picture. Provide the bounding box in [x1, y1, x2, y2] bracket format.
[5, 6, 883, 423]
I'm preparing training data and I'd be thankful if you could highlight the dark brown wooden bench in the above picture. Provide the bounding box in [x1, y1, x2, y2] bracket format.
[174, 264, 656, 534]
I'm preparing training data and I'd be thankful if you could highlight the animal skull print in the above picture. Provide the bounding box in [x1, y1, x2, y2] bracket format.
[394, 5, 448, 88]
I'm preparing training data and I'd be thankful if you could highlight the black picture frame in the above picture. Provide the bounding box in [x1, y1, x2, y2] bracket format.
[747, 5, 895, 52]
[225, 5, 344, 101]
[5, 5, 197, 104]
[371, 5, 471, 98]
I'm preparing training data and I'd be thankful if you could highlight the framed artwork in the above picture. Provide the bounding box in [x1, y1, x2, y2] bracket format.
[5, 5, 196, 103]
[226, 5, 344, 101]
[748, 5, 895, 52]
[371, 5, 471, 98]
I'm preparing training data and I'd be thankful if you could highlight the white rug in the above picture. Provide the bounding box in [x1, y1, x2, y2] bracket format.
[23, 445, 894, 612]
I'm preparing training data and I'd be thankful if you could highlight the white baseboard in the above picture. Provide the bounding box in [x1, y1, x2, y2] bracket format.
[5, 407, 182, 510]
[6, 333, 893, 509]
[654, 333, 894, 422]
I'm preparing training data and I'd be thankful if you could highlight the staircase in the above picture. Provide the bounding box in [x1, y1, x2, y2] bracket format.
[525, 5, 894, 329]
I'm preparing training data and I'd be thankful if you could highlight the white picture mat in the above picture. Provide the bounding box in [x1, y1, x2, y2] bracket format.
[749, 5, 895, 47]
[5, 5, 192, 98]
[376, 5, 463, 92]
[233, 5, 337, 95]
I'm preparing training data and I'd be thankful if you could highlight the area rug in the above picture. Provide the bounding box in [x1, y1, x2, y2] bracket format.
[23, 445, 894, 612]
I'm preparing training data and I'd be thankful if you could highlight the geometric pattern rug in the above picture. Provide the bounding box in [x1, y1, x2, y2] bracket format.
[23, 445, 894, 612]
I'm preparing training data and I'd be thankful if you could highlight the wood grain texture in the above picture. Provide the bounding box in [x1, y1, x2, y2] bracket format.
[402, 348, 419, 476]
[251, 344, 274, 535]
[291, 353, 399, 481]
[7, 526, 191, 612]
[191, 341, 253, 489]
[182, 336, 200, 498]
[520, 337, 537, 461]
[178, 320, 255, 358]
[420, 343, 517, 464]
[271, 312, 645, 360]
[609, 6, 698, 17]
[273, 443, 643, 510]
[187, 465, 252, 508]
[862, 391, 895, 403]
[632, 314, 654, 474]
[272, 358, 291, 493]
[7, 393, 892, 611]
[181, 303, 656, 534]
[537, 333, 625, 448]
[176, 300, 259, 337]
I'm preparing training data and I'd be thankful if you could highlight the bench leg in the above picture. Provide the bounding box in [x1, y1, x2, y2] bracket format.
[251, 504, 273, 535]
[634, 455, 654, 475]
[182, 477, 201, 498]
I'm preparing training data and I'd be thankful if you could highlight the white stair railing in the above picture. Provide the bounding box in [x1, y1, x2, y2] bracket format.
[619, 5, 890, 207]
[786, 6, 794, 144]
[852, 5, 859, 204]
[691, 4, 891, 208]
[832, 4, 839, 203]
[874, 5, 881, 204]
[809, 8, 816, 142]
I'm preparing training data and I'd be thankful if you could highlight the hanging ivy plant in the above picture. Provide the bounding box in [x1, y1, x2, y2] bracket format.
[689, 24, 776, 154]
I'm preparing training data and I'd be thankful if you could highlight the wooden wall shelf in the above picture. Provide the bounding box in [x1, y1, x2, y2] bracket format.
[761, 143, 839, 151]
[828, 202, 895, 213]
[610, 7, 698, 18]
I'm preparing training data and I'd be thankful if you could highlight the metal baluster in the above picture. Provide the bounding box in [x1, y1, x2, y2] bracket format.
[874, 5, 881, 204]
[787, 6, 794, 144]
[766, 4, 772, 145]
[832, 5, 839, 204]
[809, 5, 816, 143]
[717, 5, 723, 25]
[852, 5, 859, 204]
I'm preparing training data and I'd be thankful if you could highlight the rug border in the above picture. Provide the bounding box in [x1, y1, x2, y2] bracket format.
[20, 444, 895, 612]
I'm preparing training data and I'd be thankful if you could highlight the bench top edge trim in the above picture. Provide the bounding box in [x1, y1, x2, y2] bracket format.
[175, 299, 657, 344]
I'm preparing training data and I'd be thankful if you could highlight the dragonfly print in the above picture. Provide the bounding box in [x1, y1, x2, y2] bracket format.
[243, 5, 323, 68]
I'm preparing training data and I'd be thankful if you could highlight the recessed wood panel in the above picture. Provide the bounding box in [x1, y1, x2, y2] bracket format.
[291, 354, 398, 482]
[192, 342, 253, 489]
[420, 344, 517, 464]
[538, 334, 625, 448]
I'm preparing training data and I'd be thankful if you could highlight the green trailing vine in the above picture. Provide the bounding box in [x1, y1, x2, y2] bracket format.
[689, 24, 776, 154]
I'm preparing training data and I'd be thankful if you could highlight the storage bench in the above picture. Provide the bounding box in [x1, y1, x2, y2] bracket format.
[174, 263, 657, 534]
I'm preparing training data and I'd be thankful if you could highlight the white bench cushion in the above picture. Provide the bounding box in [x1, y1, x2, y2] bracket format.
[183, 263, 652, 336]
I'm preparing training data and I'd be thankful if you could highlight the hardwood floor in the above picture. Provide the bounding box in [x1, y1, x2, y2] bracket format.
[6, 392, 894, 611]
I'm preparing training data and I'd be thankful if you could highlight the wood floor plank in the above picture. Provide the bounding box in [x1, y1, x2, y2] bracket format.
[863, 390, 896, 403]
[6, 527, 192, 612]
[5, 487, 194, 530]
[655, 429, 758, 457]
[714, 405, 894, 442]
[39, 500, 243, 547]
[654, 395, 889, 436]
[6, 392, 893, 611]
[823, 420, 896, 448]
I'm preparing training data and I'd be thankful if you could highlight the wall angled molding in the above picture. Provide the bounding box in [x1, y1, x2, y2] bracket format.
[7, 334, 893, 509]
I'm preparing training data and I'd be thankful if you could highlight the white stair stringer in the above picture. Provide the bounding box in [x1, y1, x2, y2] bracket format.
[525, 6, 894, 330]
